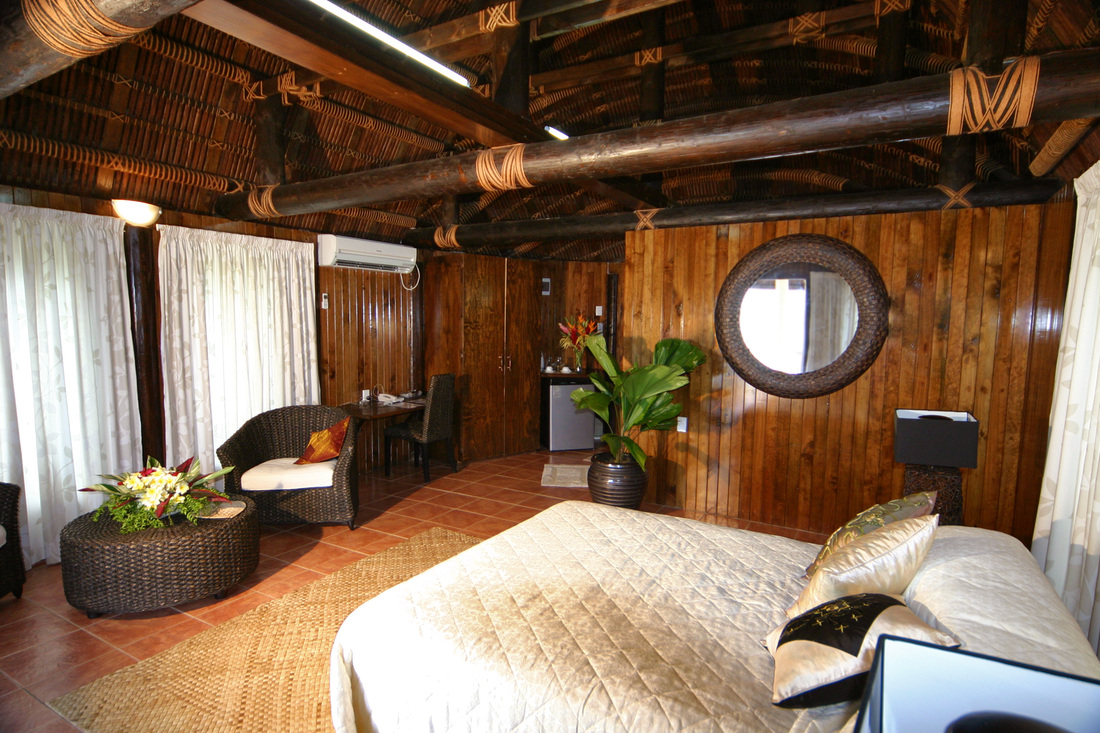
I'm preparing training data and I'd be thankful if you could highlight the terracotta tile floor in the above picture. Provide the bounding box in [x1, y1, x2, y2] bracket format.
[0, 449, 827, 732]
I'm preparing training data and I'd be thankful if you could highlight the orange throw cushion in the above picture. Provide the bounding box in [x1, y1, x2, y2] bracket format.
[295, 416, 350, 464]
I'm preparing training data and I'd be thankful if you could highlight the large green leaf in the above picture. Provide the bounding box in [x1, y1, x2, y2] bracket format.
[585, 334, 620, 382]
[572, 388, 613, 425]
[652, 338, 707, 372]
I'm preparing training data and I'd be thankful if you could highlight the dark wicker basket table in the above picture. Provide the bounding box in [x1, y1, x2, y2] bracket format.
[60, 495, 259, 618]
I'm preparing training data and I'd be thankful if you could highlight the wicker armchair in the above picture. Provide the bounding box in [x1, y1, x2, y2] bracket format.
[0, 482, 26, 600]
[385, 373, 458, 483]
[217, 405, 362, 528]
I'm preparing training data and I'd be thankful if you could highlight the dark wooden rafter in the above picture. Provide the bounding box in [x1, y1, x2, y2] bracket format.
[529, 1, 881, 94]
[402, 0, 683, 61]
[214, 47, 1100, 220]
[1030, 118, 1099, 176]
[403, 179, 1063, 249]
[183, 0, 664, 210]
[0, 0, 204, 99]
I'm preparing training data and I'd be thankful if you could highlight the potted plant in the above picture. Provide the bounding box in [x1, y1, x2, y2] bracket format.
[571, 333, 706, 508]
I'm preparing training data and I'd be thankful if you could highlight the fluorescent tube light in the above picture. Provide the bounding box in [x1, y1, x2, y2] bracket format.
[301, 0, 469, 87]
[544, 125, 570, 140]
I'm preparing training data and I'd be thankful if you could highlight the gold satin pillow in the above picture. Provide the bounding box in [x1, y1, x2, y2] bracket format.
[295, 416, 350, 464]
[787, 514, 939, 618]
[805, 491, 938, 578]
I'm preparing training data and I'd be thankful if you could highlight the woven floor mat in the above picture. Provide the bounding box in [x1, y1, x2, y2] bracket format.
[50, 527, 480, 733]
[540, 464, 590, 488]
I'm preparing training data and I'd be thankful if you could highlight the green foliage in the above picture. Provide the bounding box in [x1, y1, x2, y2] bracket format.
[571, 334, 706, 470]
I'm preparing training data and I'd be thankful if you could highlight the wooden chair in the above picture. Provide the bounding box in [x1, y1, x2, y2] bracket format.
[384, 374, 458, 483]
[217, 405, 362, 529]
[0, 482, 25, 600]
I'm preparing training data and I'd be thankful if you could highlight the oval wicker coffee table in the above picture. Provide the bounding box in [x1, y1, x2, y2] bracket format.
[60, 495, 259, 618]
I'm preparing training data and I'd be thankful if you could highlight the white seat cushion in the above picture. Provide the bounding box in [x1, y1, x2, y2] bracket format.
[241, 457, 335, 491]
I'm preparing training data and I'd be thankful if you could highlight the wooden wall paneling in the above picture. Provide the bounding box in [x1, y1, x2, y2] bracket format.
[621, 202, 1073, 545]
[422, 253, 466, 464]
[505, 259, 542, 455]
[1013, 201, 1074, 540]
[998, 204, 1042, 533]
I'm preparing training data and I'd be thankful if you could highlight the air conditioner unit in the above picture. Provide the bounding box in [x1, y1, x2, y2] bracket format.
[316, 234, 417, 273]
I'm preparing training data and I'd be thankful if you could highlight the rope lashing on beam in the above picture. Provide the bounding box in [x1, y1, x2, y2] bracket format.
[334, 208, 418, 229]
[22, 0, 151, 58]
[474, 144, 533, 192]
[479, 2, 518, 32]
[0, 127, 244, 192]
[246, 186, 282, 219]
[1025, 0, 1058, 51]
[934, 182, 976, 209]
[633, 209, 659, 231]
[276, 71, 322, 104]
[634, 48, 663, 67]
[874, 0, 911, 25]
[129, 32, 255, 92]
[946, 57, 1040, 136]
[433, 225, 462, 249]
[790, 12, 826, 45]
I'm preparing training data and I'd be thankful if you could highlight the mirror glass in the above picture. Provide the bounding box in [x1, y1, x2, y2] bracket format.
[739, 264, 858, 374]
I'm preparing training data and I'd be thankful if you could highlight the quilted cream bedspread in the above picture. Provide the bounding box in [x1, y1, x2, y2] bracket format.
[330, 501, 855, 732]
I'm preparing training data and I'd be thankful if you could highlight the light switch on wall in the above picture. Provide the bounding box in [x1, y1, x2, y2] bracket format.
[595, 305, 603, 316]
[677, 416, 688, 432]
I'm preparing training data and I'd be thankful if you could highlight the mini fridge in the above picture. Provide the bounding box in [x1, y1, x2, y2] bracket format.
[540, 377, 597, 451]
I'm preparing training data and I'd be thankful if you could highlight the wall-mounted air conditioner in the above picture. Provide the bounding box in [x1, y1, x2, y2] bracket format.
[316, 234, 417, 273]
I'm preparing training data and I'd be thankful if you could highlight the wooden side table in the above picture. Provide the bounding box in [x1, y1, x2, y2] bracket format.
[60, 495, 259, 617]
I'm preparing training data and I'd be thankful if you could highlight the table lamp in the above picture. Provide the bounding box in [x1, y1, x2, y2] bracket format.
[893, 409, 979, 525]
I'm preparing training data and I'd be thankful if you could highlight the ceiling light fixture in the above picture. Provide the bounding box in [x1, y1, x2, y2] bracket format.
[544, 125, 570, 140]
[302, 0, 469, 87]
[111, 199, 162, 227]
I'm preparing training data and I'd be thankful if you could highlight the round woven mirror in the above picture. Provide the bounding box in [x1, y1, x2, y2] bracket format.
[714, 234, 889, 399]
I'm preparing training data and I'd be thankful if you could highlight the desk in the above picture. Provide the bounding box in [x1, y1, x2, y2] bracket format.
[342, 400, 425, 422]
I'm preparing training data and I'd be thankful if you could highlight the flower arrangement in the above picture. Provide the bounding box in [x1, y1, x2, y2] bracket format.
[558, 314, 598, 370]
[81, 457, 234, 534]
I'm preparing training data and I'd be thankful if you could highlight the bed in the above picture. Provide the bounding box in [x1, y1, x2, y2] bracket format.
[330, 500, 1100, 732]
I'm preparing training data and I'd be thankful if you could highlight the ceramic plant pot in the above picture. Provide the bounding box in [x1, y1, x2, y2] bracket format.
[587, 452, 648, 509]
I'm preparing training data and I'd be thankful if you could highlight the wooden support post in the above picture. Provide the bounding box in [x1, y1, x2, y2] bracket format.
[123, 224, 166, 463]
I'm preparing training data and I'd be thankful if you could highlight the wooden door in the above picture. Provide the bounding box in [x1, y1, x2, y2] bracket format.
[504, 259, 542, 455]
[461, 255, 507, 460]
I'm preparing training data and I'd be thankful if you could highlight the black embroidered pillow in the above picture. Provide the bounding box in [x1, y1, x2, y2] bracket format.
[765, 593, 958, 708]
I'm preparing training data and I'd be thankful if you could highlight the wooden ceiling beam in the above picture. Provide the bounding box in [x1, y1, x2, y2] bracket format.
[183, 0, 539, 148]
[530, 1, 879, 93]
[403, 179, 1064, 248]
[0, 0, 203, 99]
[402, 0, 681, 62]
[1029, 118, 1098, 176]
[184, 0, 662, 209]
[213, 47, 1100, 220]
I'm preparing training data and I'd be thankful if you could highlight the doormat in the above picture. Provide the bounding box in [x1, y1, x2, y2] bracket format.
[540, 464, 589, 488]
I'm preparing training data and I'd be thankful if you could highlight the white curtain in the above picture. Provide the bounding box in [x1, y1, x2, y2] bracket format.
[1033, 160, 1100, 652]
[158, 225, 319, 473]
[0, 204, 142, 566]
[805, 270, 859, 372]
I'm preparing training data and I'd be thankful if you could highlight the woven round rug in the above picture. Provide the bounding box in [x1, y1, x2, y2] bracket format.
[50, 527, 480, 732]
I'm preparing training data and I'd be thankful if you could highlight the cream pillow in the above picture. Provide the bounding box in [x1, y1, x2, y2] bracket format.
[787, 514, 939, 618]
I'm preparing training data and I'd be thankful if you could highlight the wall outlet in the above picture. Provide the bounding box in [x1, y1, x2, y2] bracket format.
[321, 293, 329, 310]
[677, 416, 688, 433]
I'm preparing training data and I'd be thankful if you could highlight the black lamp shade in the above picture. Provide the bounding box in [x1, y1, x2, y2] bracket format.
[894, 410, 979, 469]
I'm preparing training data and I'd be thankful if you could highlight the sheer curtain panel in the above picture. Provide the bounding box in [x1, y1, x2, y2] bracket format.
[1033, 160, 1100, 652]
[158, 226, 319, 474]
[0, 204, 141, 566]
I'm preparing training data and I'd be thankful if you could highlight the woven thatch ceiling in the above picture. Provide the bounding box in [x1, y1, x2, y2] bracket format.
[1, 0, 1098, 261]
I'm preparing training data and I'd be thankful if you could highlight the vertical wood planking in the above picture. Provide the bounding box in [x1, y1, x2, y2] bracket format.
[622, 202, 1073, 545]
